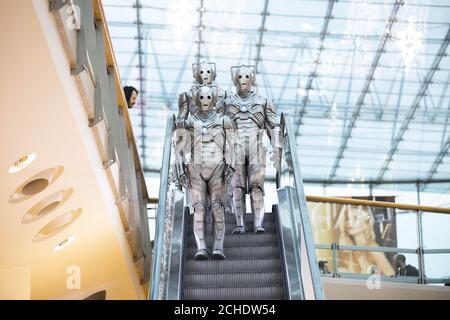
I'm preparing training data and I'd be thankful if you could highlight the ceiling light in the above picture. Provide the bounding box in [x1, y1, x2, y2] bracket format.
[7, 153, 37, 174]
[395, 18, 422, 68]
[53, 236, 76, 252]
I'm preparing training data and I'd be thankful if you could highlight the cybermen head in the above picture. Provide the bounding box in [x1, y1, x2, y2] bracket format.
[231, 65, 256, 93]
[193, 62, 216, 85]
[193, 85, 218, 112]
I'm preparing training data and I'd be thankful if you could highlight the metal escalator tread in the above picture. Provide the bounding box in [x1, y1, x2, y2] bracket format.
[223, 213, 275, 223]
[186, 233, 278, 247]
[183, 212, 286, 300]
[187, 221, 278, 235]
[186, 245, 279, 259]
[185, 258, 282, 274]
[185, 272, 283, 288]
[184, 286, 284, 300]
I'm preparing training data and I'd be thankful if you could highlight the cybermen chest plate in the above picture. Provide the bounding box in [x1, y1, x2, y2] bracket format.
[226, 94, 266, 128]
[191, 116, 225, 144]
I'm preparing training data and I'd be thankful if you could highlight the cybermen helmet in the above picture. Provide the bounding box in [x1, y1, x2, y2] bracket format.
[192, 85, 218, 112]
[192, 62, 216, 85]
[231, 65, 256, 92]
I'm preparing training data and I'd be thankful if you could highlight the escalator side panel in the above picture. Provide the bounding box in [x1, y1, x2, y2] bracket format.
[277, 187, 304, 300]
[166, 189, 186, 299]
[272, 204, 290, 300]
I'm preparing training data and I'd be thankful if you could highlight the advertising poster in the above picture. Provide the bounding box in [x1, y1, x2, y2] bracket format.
[307, 196, 397, 276]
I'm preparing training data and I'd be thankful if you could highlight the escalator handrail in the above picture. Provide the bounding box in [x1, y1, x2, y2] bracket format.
[281, 112, 325, 300]
[150, 115, 174, 299]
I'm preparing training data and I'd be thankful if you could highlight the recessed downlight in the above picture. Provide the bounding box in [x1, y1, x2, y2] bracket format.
[22, 189, 73, 224]
[22, 178, 49, 195]
[33, 208, 82, 242]
[53, 236, 76, 252]
[6, 153, 37, 174]
[9, 166, 64, 203]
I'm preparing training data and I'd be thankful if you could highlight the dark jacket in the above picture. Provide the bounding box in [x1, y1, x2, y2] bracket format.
[396, 264, 419, 277]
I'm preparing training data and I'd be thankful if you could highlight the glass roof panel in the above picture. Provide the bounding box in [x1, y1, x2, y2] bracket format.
[104, 0, 450, 180]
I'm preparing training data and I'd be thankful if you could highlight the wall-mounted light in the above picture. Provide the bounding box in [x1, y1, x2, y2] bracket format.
[53, 236, 76, 252]
[33, 208, 82, 242]
[6, 153, 37, 174]
[9, 166, 64, 203]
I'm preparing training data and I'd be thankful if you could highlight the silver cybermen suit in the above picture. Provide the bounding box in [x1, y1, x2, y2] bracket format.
[176, 61, 233, 214]
[175, 85, 238, 260]
[219, 65, 283, 234]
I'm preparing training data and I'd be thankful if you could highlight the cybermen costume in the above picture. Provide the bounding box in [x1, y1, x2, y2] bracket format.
[219, 65, 283, 234]
[177, 62, 233, 214]
[175, 85, 238, 260]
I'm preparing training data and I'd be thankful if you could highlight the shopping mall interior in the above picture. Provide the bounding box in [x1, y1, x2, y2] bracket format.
[1, 0, 449, 300]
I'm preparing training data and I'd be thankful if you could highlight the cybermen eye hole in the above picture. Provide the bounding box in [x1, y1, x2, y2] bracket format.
[207, 70, 211, 74]
[207, 96, 211, 99]
[200, 71, 204, 74]
[246, 75, 249, 79]
[239, 75, 242, 79]
[200, 95, 204, 99]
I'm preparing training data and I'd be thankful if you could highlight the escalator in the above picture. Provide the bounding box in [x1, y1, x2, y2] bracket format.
[183, 210, 285, 299]
[150, 113, 324, 300]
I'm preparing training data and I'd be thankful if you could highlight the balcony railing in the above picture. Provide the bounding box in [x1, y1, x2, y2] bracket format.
[50, 0, 151, 284]
[307, 196, 450, 285]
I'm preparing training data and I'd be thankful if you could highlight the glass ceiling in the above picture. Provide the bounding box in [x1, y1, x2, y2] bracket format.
[103, 0, 450, 184]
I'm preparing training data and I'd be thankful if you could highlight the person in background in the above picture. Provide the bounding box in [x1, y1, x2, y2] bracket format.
[318, 260, 330, 274]
[123, 86, 138, 109]
[393, 254, 419, 277]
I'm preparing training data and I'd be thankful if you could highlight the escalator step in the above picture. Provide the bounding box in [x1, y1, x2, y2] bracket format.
[186, 233, 278, 248]
[184, 272, 283, 289]
[183, 286, 284, 300]
[186, 246, 280, 260]
[187, 213, 275, 224]
[224, 213, 275, 223]
[187, 221, 277, 235]
[185, 258, 281, 274]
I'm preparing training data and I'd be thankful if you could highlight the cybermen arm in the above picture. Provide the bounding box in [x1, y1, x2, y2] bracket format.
[265, 99, 283, 171]
[173, 118, 192, 188]
[177, 91, 190, 122]
[215, 89, 227, 114]
[223, 116, 240, 181]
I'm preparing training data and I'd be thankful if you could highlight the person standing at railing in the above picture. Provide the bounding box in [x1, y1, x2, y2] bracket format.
[318, 260, 331, 274]
[123, 86, 138, 109]
[393, 254, 419, 277]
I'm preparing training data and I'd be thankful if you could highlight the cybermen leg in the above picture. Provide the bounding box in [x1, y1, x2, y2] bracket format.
[231, 164, 247, 234]
[187, 166, 209, 260]
[224, 180, 234, 215]
[248, 145, 266, 233]
[209, 167, 226, 259]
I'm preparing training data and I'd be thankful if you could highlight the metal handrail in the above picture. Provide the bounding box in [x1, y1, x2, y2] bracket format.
[280, 113, 325, 299]
[316, 243, 419, 254]
[306, 195, 450, 214]
[145, 197, 450, 214]
[150, 115, 174, 299]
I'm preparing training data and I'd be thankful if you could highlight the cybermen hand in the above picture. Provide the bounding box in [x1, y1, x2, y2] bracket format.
[176, 117, 194, 130]
[271, 147, 282, 171]
[179, 172, 189, 188]
[225, 165, 235, 183]
[174, 161, 189, 188]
